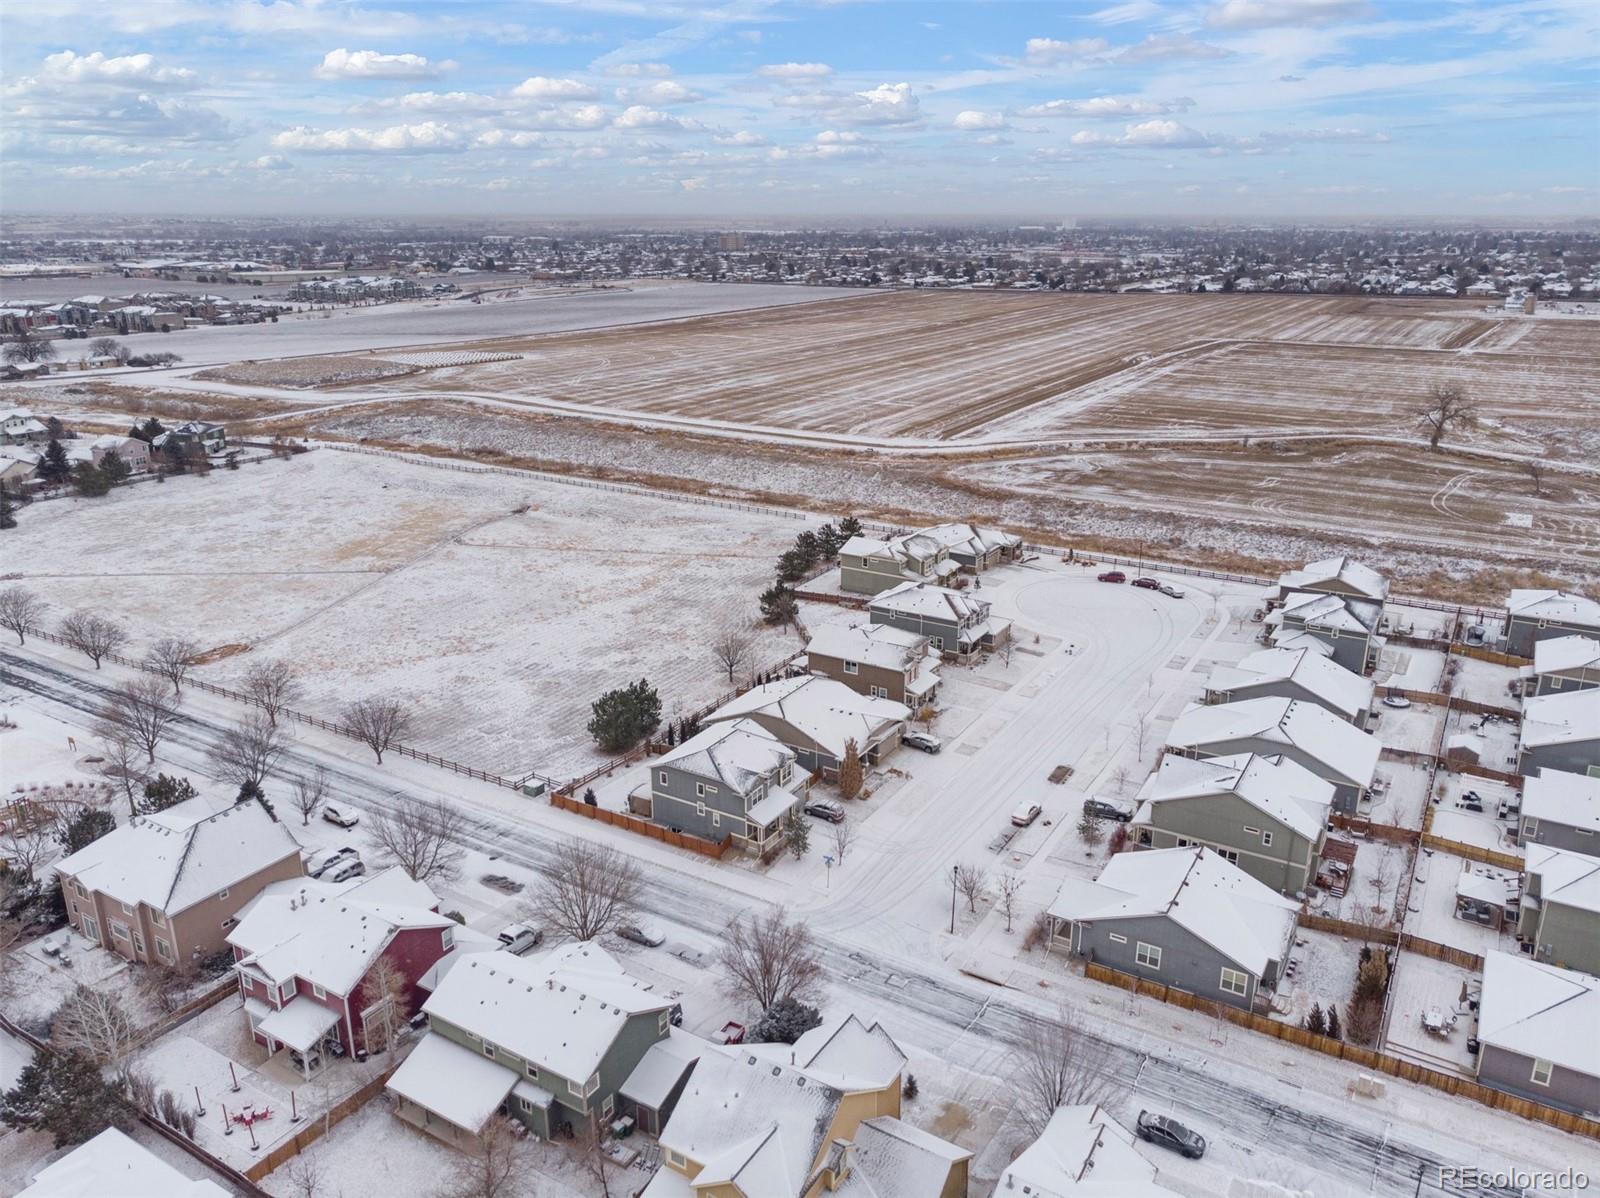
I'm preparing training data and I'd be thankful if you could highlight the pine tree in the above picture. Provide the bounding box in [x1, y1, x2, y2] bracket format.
[0, 1049, 130, 1148]
[583, 787, 598, 807]
[98, 450, 131, 487]
[837, 738, 864, 800]
[903, 1074, 919, 1101]
[237, 778, 274, 818]
[665, 721, 677, 747]
[786, 809, 810, 859]
[1326, 1004, 1342, 1041]
[839, 515, 863, 538]
[759, 584, 798, 627]
[70, 462, 111, 497]
[1305, 1003, 1327, 1036]
[0, 489, 15, 530]
[139, 774, 198, 814]
[57, 810, 115, 854]
[39, 439, 71, 484]
[815, 522, 844, 558]
[1077, 806, 1105, 846]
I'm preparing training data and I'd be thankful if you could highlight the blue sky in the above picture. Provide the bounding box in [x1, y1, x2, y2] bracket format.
[3, 0, 1595, 220]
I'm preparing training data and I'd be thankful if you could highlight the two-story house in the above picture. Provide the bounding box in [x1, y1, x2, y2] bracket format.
[1504, 590, 1600, 659]
[1517, 689, 1600, 778]
[806, 622, 941, 709]
[1517, 844, 1600, 976]
[867, 581, 1011, 661]
[152, 420, 225, 456]
[1475, 951, 1600, 1117]
[913, 522, 1022, 573]
[838, 533, 959, 596]
[0, 408, 48, 445]
[1165, 697, 1380, 814]
[1000, 1104, 1179, 1196]
[1528, 635, 1600, 696]
[635, 719, 806, 855]
[1204, 646, 1374, 728]
[1519, 770, 1600, 852]
[1128, 752, 1334, 896]
[54, 796, 302, 968]
[387, 943, 675, 1147]
[227, 867, 458, 1078]
[1274, 556, 1389, 607]
[1268, 591, 1384, 675]
[704, 677, 909, 780]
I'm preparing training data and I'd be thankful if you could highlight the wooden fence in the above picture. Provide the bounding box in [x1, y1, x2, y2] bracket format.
[1456, 760, 1523, 786]
[792, 589, 868, 609]
[1452, 644, 1530, 668]
[1421, 831, 1525, 871]
[1296, 911, 1398, 944]
[242, 1064, 398, 1181]
[131, 976, 239, 1050]
[1399, 933, 1485, 971]
[1328, 812, 1418, 845]
[1083, 961, 1600, 1140]
[548, 791, 732, 859]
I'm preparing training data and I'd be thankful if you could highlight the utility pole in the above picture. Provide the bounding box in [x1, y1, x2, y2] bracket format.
[949, 864, 958, 934]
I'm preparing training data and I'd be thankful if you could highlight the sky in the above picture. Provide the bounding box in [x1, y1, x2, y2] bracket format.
[2, 0, 1596, 222]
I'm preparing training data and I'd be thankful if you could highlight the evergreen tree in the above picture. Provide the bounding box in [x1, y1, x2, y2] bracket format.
[1, 1049, 130, 1148]
[839, 515, 864, 538]
[98, 450, 131, 487]
[776, 547, 812, 583]
[139, 774, 198, 814]
[583, 787, 598, 807]
[792, 530, 821, 564]
[137, 417, 166, 443]
[815, 522, 844, 558]
[0, 489, 15, 530]
[903, 1074, 919, 1101]
[665, 721, 677, 747]
[749, 996, 823, 1045]
[786, 809, 810, 859]
[837, 738, 864, 800]
[237, 778, 274, 818]
[1326, 1004, 1342, 1041]
[38, 439, 71, 485]
[70, 462, 111, 497]
[586, 678, 662, 752]
[57, 809, 115, 855]
[759, 584, 798, 627]
[1306, 1003, 1327, 1036]
[1076, 806, 1105, 846]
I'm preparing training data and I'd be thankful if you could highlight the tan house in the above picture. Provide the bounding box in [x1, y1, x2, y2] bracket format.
[641, 1014, 970, 1198]
[806, 623, 941, 709]
[55, 797, 302, 968]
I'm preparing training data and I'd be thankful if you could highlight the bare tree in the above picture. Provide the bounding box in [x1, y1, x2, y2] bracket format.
[0, 586, 46, 645]
[242, 659, 301, 725]
[1012, 1005, 1121, 1137]
[530, 838, 643, 942]
[98, 731, 149, 814]
[997, 871, 1024, 934]
[60, 610, 127, 669]
[0, 818, 54, 883]
[369, 795, 467, 884]
[710, 610, 755, 684]
[145, 637, 199, 695]
[282, 1154, 327, 1198]
[358, 955, 411, 1054]
[290, 766, 329, 826]
[1, 333, 57, 365]
[439, 1116, 532, 1198]
[0, 880, 28, 1005]
[1416, 381, 1475, 450]
[210, 711, 289, 791]
[715, 908, 823, 1010]
[955, 863, 988, 913]
[50, 985, 140, 1080]
[1526, 459, 1545, 496]
[342, 696, 412, 763]
[88, 337, 130, 364]
[830, 818, 854, 865]
[96, 676, 180, 763]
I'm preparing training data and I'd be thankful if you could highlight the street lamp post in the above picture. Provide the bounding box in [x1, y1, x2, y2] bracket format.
[949, 864, 958, 934]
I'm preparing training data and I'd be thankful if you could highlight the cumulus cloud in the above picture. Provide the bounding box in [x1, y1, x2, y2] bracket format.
[250, 154, 293, 171]
[37, 50, 197, 88]
[508, 104, 609, 131]
[952, 110, 1008, 131]
[475, 129, 551, 148]
[1116, 34, 1232, 63]
[1206, 0, 1371, 29]
[272, 121, 466, 153]
[380, 90, 505, 114]
[613, 105, 693, 132]
[1020, 95, 1194, 119]
[1072, 118, 1215, 148]
[615, 80, 702, 105]
[757, 61, 833, 80]
[714, 130, 767, 146]
[314, 48, 451, 80]
[604, 62, 673, 77]
[1022, 37, 1111, 66]
[852, 82, 920, 125]
[511, 76, 598, 100]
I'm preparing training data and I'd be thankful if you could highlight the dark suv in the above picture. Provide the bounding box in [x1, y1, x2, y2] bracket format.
[1083, 797, 1134, 822]
[1136, 1111, 1206, 1159]
[1097, 570, 1126, 583]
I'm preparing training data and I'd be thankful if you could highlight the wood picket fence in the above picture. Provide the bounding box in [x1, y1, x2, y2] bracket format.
[242, 1065, 399, 1181]
[548, 791, 732, 859]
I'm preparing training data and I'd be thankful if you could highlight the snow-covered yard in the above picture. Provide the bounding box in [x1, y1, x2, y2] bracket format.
[1269, 927, 1364, 1029]
[1364, 759, 1432, 828]
[1428, 772, 1522, 854]
[1407, 848, 1520, 958]
[1383, 950, 1480, 1075]
[1371, 701, 1444, 759]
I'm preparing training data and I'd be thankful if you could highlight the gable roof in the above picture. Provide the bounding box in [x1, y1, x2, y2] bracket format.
[706, 676, 909, 759]
[1521, 770, 1600, 834]
[834, 1117, 973, 1198]
[1207, 646, 1374, 721]
[1477, 950, 1600, 1079]
[1525, 844, 1600, 917]
[807, 622, 929, 672]
[1520, 688, 1600, 749]
[763, 1014, 906, 1093]
[1278, 590, 1381, 634]
[1136, 751, 1334, 841]
[1277, 556, 1388, 602]
[999, 1104, 1171, 1197]
[54, 800, 300, 916]
[655, 719, 793, 795]
[1166, 697, 1380, 788]
[912, 522, 1020, 557]
[1533, 634, 1600, 676]
[1508, 590, 1600, 628]
[19, 1128, 228, 1198]
[869, 580, 990, 623]
[1047, 846, 1299, 977]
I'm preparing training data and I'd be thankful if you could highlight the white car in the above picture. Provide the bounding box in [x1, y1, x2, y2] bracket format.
[496, 923, 543, 955]
[1011, 801, 1043, 828]
[306, 846, 359, 879]
[322, 802, 359, 829]
[902, 730, 943, 754]
[323, 858, 366, 884]
[1158, 583, 1185, 598]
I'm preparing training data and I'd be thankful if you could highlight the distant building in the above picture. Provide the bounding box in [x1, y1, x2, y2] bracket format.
[868, 581, 1011, 661]
[1529, 635, 1600, 696]
[1504, 590, 1600, 658]
[1205, 645, 1374, 728]
[703, 676, 909, 779]
[636, 719, 806, 854]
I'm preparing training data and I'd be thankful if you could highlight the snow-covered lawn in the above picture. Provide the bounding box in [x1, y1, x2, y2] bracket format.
[1450, 655, 1522, 709]
[1310, 838, 1411, 928]
[1372, 701, 1445, 760]
[1406, 849, 1520, 958]
[1364, 759, 1432, 828]
[1428, 772, 1522, 853]
[1383, 950, 1480, 1075]
[1270, 927, 1363, 1029]
[3, 928, 177, 1035]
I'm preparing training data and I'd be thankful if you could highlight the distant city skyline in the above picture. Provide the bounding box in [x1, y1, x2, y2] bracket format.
[3, 0, 1596, 220]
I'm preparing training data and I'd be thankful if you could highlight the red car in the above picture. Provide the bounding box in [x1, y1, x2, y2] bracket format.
[1097, 571, 1126, 583]
[1131, 577, 1160, 590]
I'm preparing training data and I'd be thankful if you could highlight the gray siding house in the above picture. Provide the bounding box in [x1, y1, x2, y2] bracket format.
[1165, 696, 1380, 814]
[1474, 951, 1600, 1116]
[914, 522, 1022, 572]
[1205, 646, 1374, 728]
[1504, 590, 1600, 660]
[633, 719, 805, 855]
[1519, 770, 1600, 852]
[387, 944, 673, 1146]
[1046, 846, 1299, 1011]
[1129, 752, 1334, 896]
[806, 622, 941, 708]
[1274, 556, 1389, 606]
[1518, 689, 1600, 778]
[1270, 590, 1384, 675]
[1530, 634, 1600, 697]
[839, 533, 957, 595]
[868, 580, 1011, 661]
[1518, 845, 1600, 976]
[702, 675, 909, 779]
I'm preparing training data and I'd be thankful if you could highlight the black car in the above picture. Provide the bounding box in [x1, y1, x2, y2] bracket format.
[1136, 1110, 1206, 1159]
[1083, 797, 1134, 823]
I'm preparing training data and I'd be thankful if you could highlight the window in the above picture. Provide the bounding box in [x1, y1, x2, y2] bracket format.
[132, 931, 145, 954]
[659, 771, 668, 786]
[220, 916, 237, 930]
[110, 920, 131, 941]
[584, 1074, 600, 1097]
[931, 637, 943, 650]
[602, 1094, 615, 1119]
[1216, 849, 1239, 864]
[279, 980, 297, 1001]
[659, 1011, 671, 1033]
[149, 909, 165, 927]
[155, 939, 172, 962]
[695, 783, 706, 798]
[1108, 932, 1128, 944]
[121, 901, 133, 915]
[1220, 967, 1250, 997]
[482, 1042, 495, 1059]
[1261, 831, 1274, 847]
[525, 1062, 540, 1080]
[1551, 677, 1563, 690]
[313, 984, 326, 999]
[568, 1079, 584, 1098]
[1522, 817, 1539, 840]
[1135, 942, 1162, 970]
[1531, 1059, 1554, 1087]
[442, 928, 454, 950]
[520, 1096, 539, 1113]
[695, 802, 706, 818]
[667, 1150, 687, 1169]
[711, 812, 721, 828]
[843, 660, 859, 675]
[216, 888, 230, 901]
[1242, 826, 1261, 836]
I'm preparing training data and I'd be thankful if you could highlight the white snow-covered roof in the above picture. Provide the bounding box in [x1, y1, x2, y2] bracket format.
[998, 1104, 1171, 1196]
[655, 719, 793, 795]
[1279, 590, 1381, 634]
[1522, 770, 1600, 834]
[1533, 634, 1600, 676]
[1525, 844, 1600, 916]
[1269, 629, 1335, 658]
[746, 784, 803, 827]
[54, 799, 300, 917]
[835, 1116, 973, 1198]
[1137, 752, 1333, 841]
[1277, 555, 1389, 602]
[228, 866, 452, 996]
[386, 1030, 519, 1134]
[912, 522, 1020, 557]
[422, 944, 670, 1083]
[1507, 589, 1600, 629]
[754, 1013, 906, 1093]
[841, 535, 895, 560]
[807, 622, 930, 672]
[1477, 950, 1600, 1079]
[1166, 697, 1380, 788]
[869, 580, 990, 625]
[706, 676, 909, 760]
[256, 995, 341, 1052]
[18, 1128, 229, 1198]
[1520, 689, 1600, 749]
[621, 1027, 707, 1108]
[1207, 646, 1373, 722]
[1048, 846, 1299, 977]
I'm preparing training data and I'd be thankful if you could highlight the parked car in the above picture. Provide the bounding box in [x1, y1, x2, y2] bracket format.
[1011, 801, 1043, 827]
[1131, 577, 1160, 590]
[902, 730, 943, 754]
[1083, 797, 1134, 823]
[617, 921, 666, 948]
[306, 846, 359, 879]
[1381, 691, 1412, 709]
[322, 802, 359, 829]
[481, 874, 524, 895]
[805, 798, 846, 823]
[496, 922, 543, 955]
[1097, 571, 1126, 583]
[1136, 1111, 1206, 1159]
[324, 858, 366, 884]
[1158, 583, 1186, 598]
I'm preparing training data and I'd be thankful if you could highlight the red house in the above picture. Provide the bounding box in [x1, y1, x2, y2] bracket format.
[227, 867, 459, 1078]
